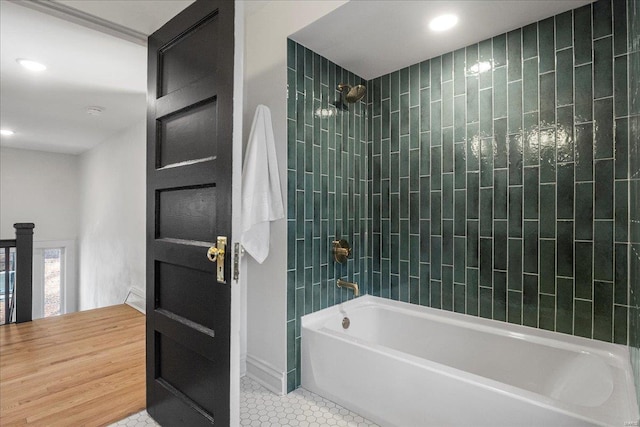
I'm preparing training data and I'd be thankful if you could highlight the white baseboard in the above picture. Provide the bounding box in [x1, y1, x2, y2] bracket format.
[245, 354, 285, 395]
[240, 353, 247, 377]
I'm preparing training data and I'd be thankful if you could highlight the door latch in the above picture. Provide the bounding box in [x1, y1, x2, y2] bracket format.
[207, 236, 227, 283]
[233, 243, 240, 283]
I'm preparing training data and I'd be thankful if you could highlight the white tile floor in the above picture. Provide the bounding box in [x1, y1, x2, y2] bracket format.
[110, 376, 378, 427]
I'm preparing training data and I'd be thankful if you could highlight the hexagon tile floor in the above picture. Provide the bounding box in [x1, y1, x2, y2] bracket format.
[110, 376, 379, 427]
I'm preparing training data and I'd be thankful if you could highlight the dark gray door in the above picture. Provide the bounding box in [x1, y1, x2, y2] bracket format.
[146, 1, 234, 425]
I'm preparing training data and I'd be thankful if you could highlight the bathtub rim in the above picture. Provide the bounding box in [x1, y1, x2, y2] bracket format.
[301, 295, 640, 426]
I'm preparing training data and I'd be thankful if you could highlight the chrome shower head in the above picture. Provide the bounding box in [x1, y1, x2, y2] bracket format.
[338, 83, 367, 103]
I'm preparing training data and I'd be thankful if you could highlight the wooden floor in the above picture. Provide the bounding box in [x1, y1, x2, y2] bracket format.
[0, 305, 146, 426]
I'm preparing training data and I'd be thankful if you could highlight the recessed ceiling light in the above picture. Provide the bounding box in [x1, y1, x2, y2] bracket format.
[429, 14, 459, 32]
[1, 129, 15, 136]
[16, 58, 47, 72]
[86, 106, 105, 116]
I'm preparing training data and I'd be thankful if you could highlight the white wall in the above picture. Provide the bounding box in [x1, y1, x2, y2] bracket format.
[78, 121, 145, 310]
[243, 0, 347, 394]
[0, 147, 80, 241]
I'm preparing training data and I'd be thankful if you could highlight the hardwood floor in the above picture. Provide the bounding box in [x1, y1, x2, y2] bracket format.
[0, 305, 146, 426]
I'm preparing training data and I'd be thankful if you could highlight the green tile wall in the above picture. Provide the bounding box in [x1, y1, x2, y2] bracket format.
[627, 0, 640, 410]
[286, 40, 368, 391]
[369, 0, 635, 347]
[287, 0, 640, 396]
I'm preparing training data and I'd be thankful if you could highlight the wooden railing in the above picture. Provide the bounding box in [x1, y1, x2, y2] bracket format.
[0, 223, 34, 325]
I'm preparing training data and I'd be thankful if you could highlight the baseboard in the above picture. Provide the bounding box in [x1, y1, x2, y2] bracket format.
[245, 354, 285, 395]
[124, 287, 145, 314]
[240, 353, 247, 377]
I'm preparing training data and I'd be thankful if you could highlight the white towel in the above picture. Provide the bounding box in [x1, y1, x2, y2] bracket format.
[241, 105, 284, 263]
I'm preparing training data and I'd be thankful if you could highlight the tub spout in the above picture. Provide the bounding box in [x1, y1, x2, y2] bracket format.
[337, 279, 359, 297]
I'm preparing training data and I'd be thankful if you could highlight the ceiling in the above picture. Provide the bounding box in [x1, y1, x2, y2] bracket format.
[0, 0, 192, 155]
[1, 0, 595, 154]
[291, 0, 594, 80]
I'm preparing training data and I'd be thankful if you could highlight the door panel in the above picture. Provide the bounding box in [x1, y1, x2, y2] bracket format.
[146, 1, 234, 425]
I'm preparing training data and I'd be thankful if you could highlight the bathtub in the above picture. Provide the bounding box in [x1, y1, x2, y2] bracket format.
[301, 295, 639, 427]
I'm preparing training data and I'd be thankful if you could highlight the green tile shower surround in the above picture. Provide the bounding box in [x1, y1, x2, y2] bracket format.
[287, 0, 640, 393]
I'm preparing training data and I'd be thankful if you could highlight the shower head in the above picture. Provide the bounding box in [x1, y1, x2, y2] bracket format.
[338, 83, 367, 103]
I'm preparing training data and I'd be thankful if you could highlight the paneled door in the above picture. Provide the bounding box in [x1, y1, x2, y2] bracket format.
[146, 0, 234, 425]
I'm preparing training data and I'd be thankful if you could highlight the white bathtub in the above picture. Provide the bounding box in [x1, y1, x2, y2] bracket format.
[301, 295, 639, 427]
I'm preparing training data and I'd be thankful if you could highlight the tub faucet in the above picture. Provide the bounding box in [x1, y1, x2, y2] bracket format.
[337, 279, 359, 297]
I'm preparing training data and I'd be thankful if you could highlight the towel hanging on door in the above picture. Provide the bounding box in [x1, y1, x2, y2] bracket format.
[241, 105, 284, 263]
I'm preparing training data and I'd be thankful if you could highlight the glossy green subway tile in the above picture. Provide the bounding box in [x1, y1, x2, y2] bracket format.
[540, 239, 556, 294]
[575, 122, 594, 181]
[556, 49, 574, 106]
[480, 238, 493, 287]
[539, 128, 556, 183]
[410, 64, 420, 106]
[557, 163, 575, 219]
[467, 172, 480, 220]
[467, 123, 480, 171]
[615, 180, 629, 242]
[540, 184, 556, 238]
[467, 75, 479, 124]
[431, 191, 442, 235]
[443, 129, 454, 173]
[595, 159, 614, 219]
[594, 220, 614, 281]
[574, 4, 593, 65]
[419, 60, 430, 90]
[593, 0, 613, 38]
[556, 106, 574, 163]
[507, 29, 523, 82]
[539, 73, 556, 127]
[429, 280, 442, 308]
[480, 189, 493, 237]
[539, 294, 556, 331]
[494, 271, 507, 321]
[508, 134, 523, 185]
[466, 268, 479, 315]
[575, 64, 593, 122]
[523, 59, 539, 113]
[467, 220, 480, 268]
[594, 98, 614, 159]
[493, 66, 508, 119]
[454, 143, 466, 189]
[523, 274, 539, 327]
[479, 39, 493, 89]
[556, 11, 573, 50]
[480, 89, 493, 136]
[442, 266, 454, 310]
[538, 17, 556, 73]
[594, 37, 613, 99]
[419, 264, 430, 305]
[557, 221, 574, 277]
[508, 238, 523, 290]
[508, 290, 523, 324]
[575, 299, 593, 338]
[524, 221, 539, 274]
[492, 34, 506, 67]
[556, 278, 574, 334]
[480, 286, 493, 318]
[593, 281, 614, 342]
[575, 182, 594, 240]
[614, 243, 628, 305]
[454, 48, 466, 95]
[508, 187, 523, 238]
[613, 305, 628, 345]
[443, 220, 454, 265]
[431, 56, 441, 101]
[523, 23, 538, 59]
[455, 190, 466, 236]
[575, 242, 593, 299]
[494, 169, 508, 219]
[508, 81, 523, 133]
[613, 0, 628, 56]
[442, 52, 453, 82]
[494, 220, 508, 271]
[614, 56, 628, 117]
[524, 167, 539, 219]
[493, 118, 508, 168]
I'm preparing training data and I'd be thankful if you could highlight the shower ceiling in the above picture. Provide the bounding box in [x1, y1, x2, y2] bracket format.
[290, 0, 594, 80]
